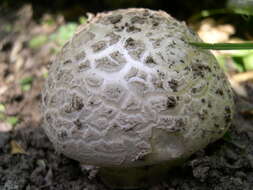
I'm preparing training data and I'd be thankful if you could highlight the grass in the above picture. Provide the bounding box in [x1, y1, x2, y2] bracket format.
[28, 16, 87, 50]
[20, 76, 33, 91]
[189, 8, 253, 22]
[0, 103, 19, 127]
[189, 42, 253, 50]
[190, 42, 253, 72]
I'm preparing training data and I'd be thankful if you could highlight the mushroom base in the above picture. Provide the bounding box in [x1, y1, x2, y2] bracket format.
[98, 159, 186, 189]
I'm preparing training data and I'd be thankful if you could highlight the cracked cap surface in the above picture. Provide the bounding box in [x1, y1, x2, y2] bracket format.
[42, 8, 235, 167]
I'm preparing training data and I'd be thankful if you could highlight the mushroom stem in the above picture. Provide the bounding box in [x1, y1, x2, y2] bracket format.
[98, 159, 186, 189]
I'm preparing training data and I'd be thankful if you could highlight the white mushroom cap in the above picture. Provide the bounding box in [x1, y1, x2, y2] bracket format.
[42, 8, 234, 168]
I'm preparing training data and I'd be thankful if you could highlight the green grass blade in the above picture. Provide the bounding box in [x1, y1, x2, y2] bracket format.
[189, 8, 253, 22]
[189, 42, 253, 50]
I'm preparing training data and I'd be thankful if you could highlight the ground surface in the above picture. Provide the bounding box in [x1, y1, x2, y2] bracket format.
[1, 4, 253, 190]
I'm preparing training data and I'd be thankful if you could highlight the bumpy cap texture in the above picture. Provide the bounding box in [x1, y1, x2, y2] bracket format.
[42, 8, 234, 167]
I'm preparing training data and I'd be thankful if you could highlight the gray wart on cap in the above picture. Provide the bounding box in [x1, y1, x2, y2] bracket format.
[42, 8, 235, 189]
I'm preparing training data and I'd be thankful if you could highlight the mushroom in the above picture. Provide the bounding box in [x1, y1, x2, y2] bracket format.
[41, 8, 235, 189]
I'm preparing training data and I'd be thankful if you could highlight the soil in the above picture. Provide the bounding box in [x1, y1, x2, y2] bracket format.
[1, 4, 253, 190]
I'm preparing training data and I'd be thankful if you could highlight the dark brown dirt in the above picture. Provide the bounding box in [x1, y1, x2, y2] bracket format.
[1, 4, 253, 190]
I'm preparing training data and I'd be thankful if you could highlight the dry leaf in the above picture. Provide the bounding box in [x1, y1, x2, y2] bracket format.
[10, 140, 28, 155]
[231, 71, 253, 83]
[0, 122, 12, 132]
